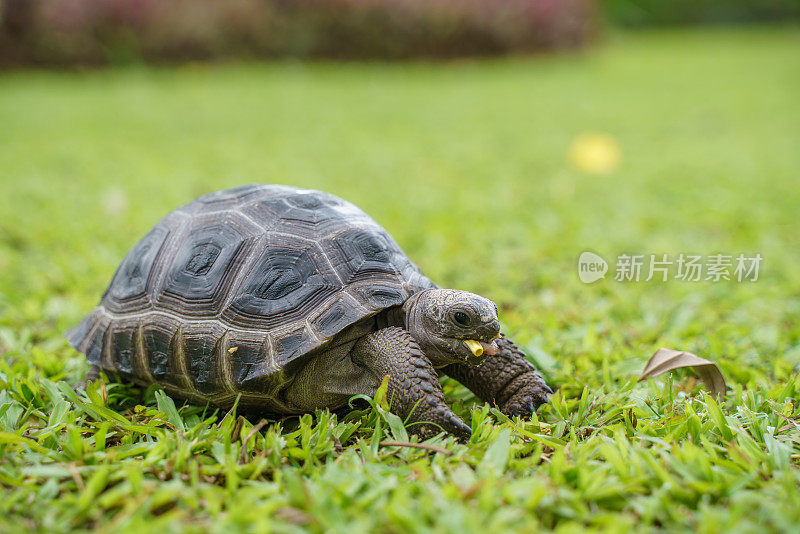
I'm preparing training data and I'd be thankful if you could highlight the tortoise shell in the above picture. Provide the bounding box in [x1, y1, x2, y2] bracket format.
[67, 184, 435, 408]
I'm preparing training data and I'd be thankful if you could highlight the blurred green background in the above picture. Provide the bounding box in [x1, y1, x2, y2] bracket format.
[1, 1, 800, 531]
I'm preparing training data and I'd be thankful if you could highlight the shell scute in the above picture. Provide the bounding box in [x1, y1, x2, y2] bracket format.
[155, 212, 260, 317]
[143, 327, 171, 379]
[104, 225, 170, 313]
[312, 297, 364, 339]
[275, 326, 319, 368]
[195, 184, 270, 207]
[324, 227, 401, 284]
[110, 325, 136, 375]
[183, 323, 226, 395]
[226, 333, 270, 391]
[222, 235, 342, 330]
[351, 284, 406, 311]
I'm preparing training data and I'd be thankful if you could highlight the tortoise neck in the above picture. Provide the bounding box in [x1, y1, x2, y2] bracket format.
[402, 289, 451, 368]
[401, 290, 429, 331]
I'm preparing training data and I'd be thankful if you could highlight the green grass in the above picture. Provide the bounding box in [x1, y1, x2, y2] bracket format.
[1, 27, 800, 532]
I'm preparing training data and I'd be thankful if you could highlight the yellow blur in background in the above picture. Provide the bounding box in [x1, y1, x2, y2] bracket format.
[567, 133, 622, 175]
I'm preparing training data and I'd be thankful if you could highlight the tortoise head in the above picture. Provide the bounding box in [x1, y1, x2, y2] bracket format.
[403, 289, 501, 367]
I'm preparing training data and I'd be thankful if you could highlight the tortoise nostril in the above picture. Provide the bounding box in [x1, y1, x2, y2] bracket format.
[487, 319, 500, 335]
[475, 322, 500, 341]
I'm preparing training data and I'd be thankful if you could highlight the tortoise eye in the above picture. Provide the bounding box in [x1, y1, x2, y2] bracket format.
[453, 311, 471, 326]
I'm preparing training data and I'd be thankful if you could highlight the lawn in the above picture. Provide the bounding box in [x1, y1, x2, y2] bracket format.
[1, 27, 799, 532]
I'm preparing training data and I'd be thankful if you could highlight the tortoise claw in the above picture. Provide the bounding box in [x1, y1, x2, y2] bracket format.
[413, 416, 472, 442]
[502, 382, 552, 419]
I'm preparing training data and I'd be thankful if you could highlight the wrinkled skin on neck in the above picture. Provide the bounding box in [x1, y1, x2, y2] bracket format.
[403, 288, 501, 368]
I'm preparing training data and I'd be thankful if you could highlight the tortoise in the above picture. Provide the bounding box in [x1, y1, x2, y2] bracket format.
[68, 184, 551, 439]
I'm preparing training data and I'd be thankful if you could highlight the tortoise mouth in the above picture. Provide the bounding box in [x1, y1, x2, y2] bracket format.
[461, 334, 500, 357]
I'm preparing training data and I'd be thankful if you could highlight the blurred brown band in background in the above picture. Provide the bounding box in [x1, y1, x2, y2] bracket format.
[0, 0, 597, 67]
[1, 0, 797, 67]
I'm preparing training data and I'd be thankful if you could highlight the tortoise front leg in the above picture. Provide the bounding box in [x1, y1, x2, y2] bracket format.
[351, 327, 472, 441]
[441, 336, 551, 418]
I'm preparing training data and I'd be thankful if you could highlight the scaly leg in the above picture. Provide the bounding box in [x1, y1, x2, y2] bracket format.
[75, 365, 102, 392]
[351, 327, 472, 440]
[441, 336, 551, 417]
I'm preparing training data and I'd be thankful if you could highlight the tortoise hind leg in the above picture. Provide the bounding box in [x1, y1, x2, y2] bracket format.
[75, 365, 102, 392]
[350, 327, 472, 441]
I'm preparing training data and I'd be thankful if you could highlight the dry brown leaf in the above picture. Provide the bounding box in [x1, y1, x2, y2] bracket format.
[638, 347, 727, 396]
